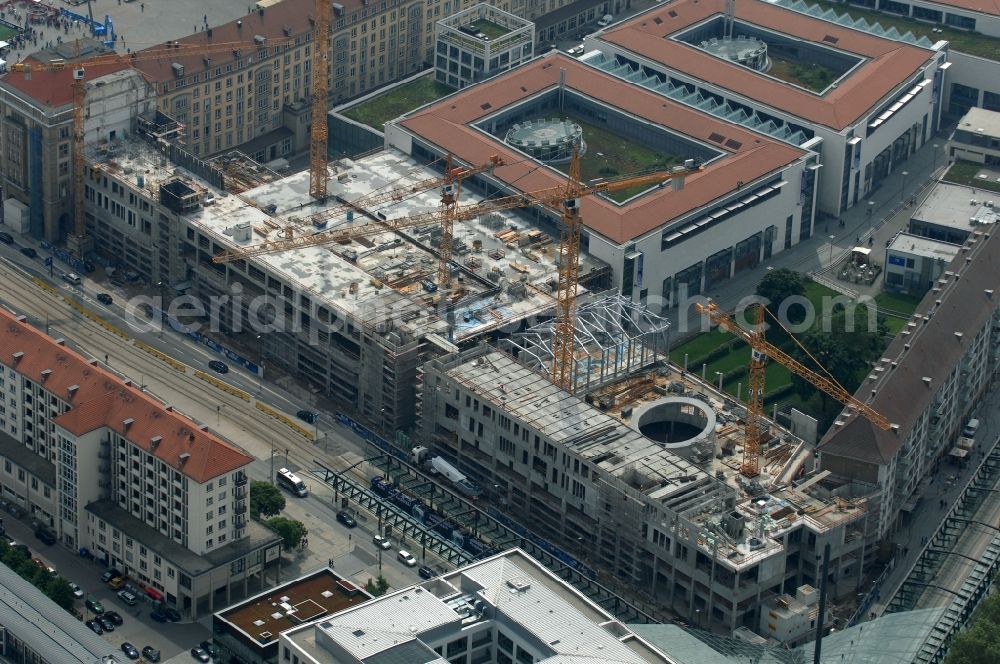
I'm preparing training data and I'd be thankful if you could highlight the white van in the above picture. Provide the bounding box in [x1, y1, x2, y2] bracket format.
[962, 418, 980, 438]
[597, 14, 614, 27]
[63, 272, 81, 285]
[276, 467, 309, 497]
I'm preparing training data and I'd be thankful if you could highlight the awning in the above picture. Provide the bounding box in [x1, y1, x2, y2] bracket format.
[0, 41, 9, 49]
[852, 247, 872, 256]
[145, 586, 163, 601]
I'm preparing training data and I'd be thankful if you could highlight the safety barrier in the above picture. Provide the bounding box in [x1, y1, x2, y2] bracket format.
[193, 370, 251, 402]
[132, 340, 187, 373]
[63, 295, 129, 340]
[255, 401, 315, 440]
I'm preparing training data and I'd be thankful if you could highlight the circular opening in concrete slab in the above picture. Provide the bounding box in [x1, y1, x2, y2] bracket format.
[634, 397, 716, 449]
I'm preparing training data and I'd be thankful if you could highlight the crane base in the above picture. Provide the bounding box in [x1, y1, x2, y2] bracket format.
[66, 233, 93, 258]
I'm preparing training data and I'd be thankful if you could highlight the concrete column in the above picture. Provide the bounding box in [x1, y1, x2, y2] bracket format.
[728, 248, 736, 279]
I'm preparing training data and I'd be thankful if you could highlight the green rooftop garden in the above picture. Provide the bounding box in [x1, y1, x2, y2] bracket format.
[551, 114, 684, 203]
[470, 18, 512, 39]
[804, 0, 1000, 61]
[341, 77, 453, 131]
[768, 56, 839, 93]
[943, 159, 1000, 194]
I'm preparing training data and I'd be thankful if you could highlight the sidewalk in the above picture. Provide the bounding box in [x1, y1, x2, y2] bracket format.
[668, 133, 950, 336]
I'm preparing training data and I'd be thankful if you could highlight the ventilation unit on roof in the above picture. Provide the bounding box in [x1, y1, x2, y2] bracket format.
[506, 577, 531, 592]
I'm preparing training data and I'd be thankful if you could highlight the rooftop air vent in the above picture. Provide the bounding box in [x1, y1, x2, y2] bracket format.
[123, 417, 135, 431]
[922, 376, 932, 387]
[40, 369, 52, 381]
[150, 436, 162, 449]
[67, 384, 79, 398]
[178, 452, 191, 464]
[507, 577, 531, 592]
[12, 351, 24, 364]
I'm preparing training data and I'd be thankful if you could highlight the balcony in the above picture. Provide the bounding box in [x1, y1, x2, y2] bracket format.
[232, 484, 246, 500]
[232, 514, 247, 528]
[234, 500, 247, 515]
[234, 471, 248, 487]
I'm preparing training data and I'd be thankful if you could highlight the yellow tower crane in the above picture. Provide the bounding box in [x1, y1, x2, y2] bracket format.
[215, 151, 698, 387]
[309, 0, 331, 200]
[695, 300, 891, 477]
[10, 36, 298, 255]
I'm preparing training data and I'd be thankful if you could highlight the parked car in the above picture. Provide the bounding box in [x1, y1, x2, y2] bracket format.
[62, 272, 82, 285]
[142, 646, 162, 662]
[336, 510, 357, 528]
[34, 528, 56, 545]
[85, 597, 104, 615]
[372, 534, 392, 550]
[199, 640, 220, 659]
[108, 576, 125, 590]
[96, 615, 116, 632]
[296, 409, 317, 423]
[418, 565, 436, 580]
[85, 619, 103, 635]
[19, 247, 36, 259]
[96, 293, 113, 305]
[120, 642, 140, 660]
[0, 232, 13, 244]
[397, 550, 417, 567]
[117, 589, 138, 606]
[150, 608, 169, 623]
[69, 582, 85, 599]
[103, 610, 123, 626]
[152, 604, 181, 622]
[100, 569, 122, 583]
[208, 360, 229, 374]
[190, 646, 211, 662]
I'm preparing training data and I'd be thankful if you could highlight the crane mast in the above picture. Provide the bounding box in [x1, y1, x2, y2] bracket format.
[551, 148, 584, 390]
[309, 0, 331, 200]
[695, 300, 891, 477]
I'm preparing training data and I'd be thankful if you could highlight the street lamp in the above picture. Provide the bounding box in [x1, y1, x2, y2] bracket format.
[269, 445, 280, 484]
[156, 281, 165, 338]
[867, 200, 875, 220]
[216, 404, 225, 427]
[899, 170, 909, 205]
[932, 143, 940, 172]
[828, 234, 836, 265]
[715, 371, 724, 391]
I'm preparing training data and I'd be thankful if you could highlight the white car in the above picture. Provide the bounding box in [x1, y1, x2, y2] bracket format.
[397, 550, 417, 567]
[372, 535, 392, 550]
[69, 582, 85, 599]
[597, 14, 613, 27]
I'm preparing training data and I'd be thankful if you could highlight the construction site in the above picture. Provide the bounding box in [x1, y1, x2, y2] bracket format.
[418, 342, 871, 639]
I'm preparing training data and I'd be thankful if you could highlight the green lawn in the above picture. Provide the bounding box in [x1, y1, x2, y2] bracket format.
[470, 19, 511, 39]
[875, 291, 923, 316]
[342, 77, 454, 131]
[672, 329, 731, 362]
[943, 160, 1000, 195]
[767, 57, 837, 92]
[552, 115, 684, 202]
[0, 25, 18, 41]
[803, 0, 1000, 62]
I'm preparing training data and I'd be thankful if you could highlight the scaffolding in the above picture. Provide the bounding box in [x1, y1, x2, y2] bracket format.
[502, 294, 670, 394]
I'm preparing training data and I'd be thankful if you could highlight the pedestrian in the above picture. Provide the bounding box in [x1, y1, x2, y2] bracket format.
[140, 2, 144, 10]
[204, 14, 207, 23]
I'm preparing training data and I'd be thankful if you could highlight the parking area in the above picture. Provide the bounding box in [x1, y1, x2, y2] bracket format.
[1, 511, 211, 661]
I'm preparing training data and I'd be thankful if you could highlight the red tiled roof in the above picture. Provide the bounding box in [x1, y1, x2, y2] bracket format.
[0, 61, 133, 109]
[599, 0, 936, 130]
[0, 310, 252, 483]
[399, 54, 805, 244]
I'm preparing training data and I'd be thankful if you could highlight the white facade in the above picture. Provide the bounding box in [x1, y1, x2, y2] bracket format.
[759, 585, 822, 646]
[949, 106, 1000, 164]
[883, 231, 959, 295]
[0, 309, 280, 618]
[589, 166, 813, 307]
[83, 69, 156, 146]
[584, 40, 947, 216]
[434, 3, 535, 89]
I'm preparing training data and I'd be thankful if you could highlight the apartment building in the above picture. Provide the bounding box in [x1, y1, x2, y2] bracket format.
[135, 0, 426, 162]
[818, 221, 1000, 551]
[281, 549, 679, 664]
[0, 308, 282, 618]
[418, 346, 870, 633]
[0, 40, 154, 241]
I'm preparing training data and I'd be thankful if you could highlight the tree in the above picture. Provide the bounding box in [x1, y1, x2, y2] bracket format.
[266, 516, 307, 551]
[250, 480, 285, 518]
[364, 575, 390, 597]
[43, 576, 76, 611]
[755, 268, 805, 309]
[946, 588, 1000, 664]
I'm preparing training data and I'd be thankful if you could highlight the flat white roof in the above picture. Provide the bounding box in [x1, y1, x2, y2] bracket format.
[957, 107, 1000, 139]
[911, 182, 1000, 231]
[285, 549, 677, 664]
[888, 232, 962, 261]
